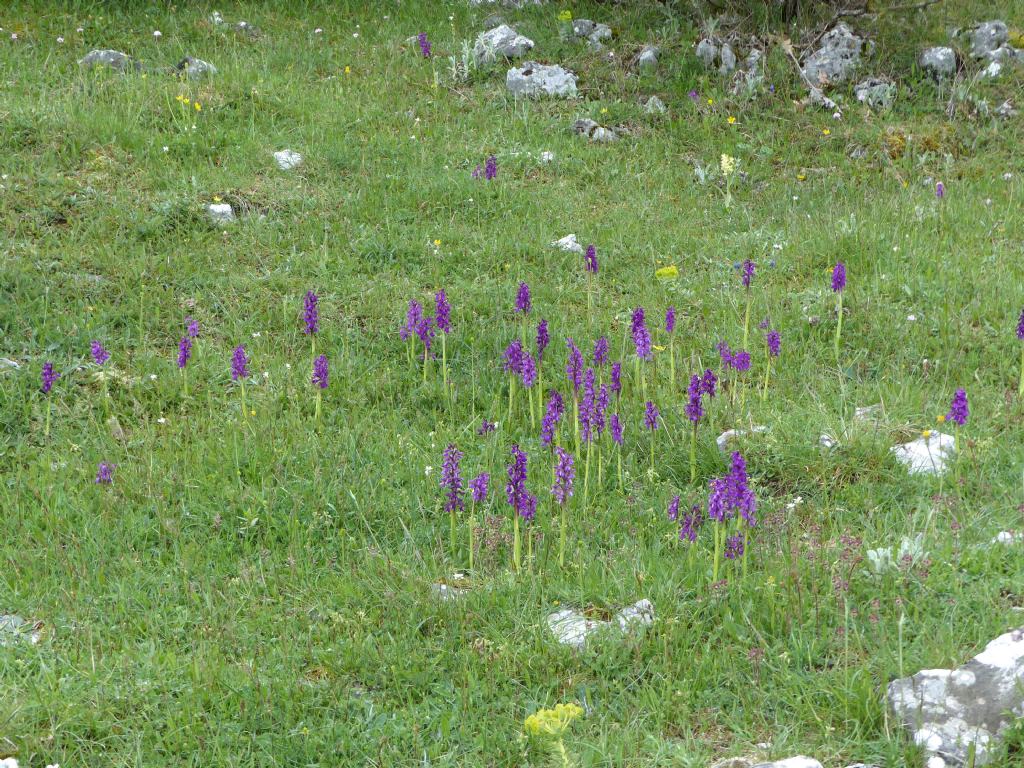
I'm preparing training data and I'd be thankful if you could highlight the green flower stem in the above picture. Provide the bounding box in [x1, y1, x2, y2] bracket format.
[468, 502, 475, 572]
[512, 513, 521, 573]
[835, 292, 844, 359]
[690, 423, 697, 484]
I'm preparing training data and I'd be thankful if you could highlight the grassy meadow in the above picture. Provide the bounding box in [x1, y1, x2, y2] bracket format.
[1, 0, 1023, 766]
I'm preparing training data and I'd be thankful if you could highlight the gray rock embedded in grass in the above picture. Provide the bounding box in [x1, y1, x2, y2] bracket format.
[273, 150, 303, 170]
[0, 358, 20, 374]
[890, 431, 955, 475]
[552, 234, 583, 254]
[206, 203, 235, 225]
[643, 95, 667, 114]
[637, 45, 658, 71]
[547, 599, 653, 649]
[0, 614, 42, 646]
[888, 627, 1024, 767]
[176, 56, 217, 78]
[920, 47, 957, 79]
[717, 426, 769, 453]
[801, 23, 870, 85]
[573, 118, 617, 143]
[78, 49, 139, 73]
[506, 62, 577, 97]
[963, 20, 1008, 60]
[571, 19, 611, 49]
[854, 77, 896, 109]
[719, 43, 737, 76]
[752, 759, 823, 768]
[696, 38, 718, 68]
[474, 24, 534, 63]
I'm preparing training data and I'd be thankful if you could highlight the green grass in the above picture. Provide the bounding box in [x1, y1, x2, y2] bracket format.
[1, 1, 1023, 765]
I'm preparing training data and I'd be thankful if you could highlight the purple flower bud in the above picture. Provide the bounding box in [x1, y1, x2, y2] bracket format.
[231, 345, 250, 381]
[417, 32, 431, 58]
[514, 282, 531, 314]
[831, 262, 846, 293]
[41, 362, 59, 394]
[177, 336, 192, 369]
[724, 534, 745, 560]
[701, 368, 718, 397]
[186, 316, 200, 338]
[946, 388, 968, 427]
[686, 374, 704, 423]
[312, 354, 329, 389]
[536, 320, 550, 360]
[679, 505, 702, 543]
[485, 155, 497, 180]
[593, 336, 609, 366]
[741, 259, 755, 289]
[584, 244, 598, 274]
[415, 315, 435, 355]
[551, 447, 575, 505]
[478, 418, 497, 436]
[766, 329, 781, 358]
[434, 290, 451, 334]
[95, 461, 115, 485]
[665, 306, 676, 334]
[400, 300, 423, 341]
[610, 413, 624, 445]
[668, 495, 680, 521]
[540, 390, 564, 446]
[520, 351, 537, 388]
[610, 362, 622, 396]
[566, 338, 583, 393]
[303, 291, 319, 335]
[90, 341, 110, 366]
[631, 307, 652, 360]
[503, 339, 524, 375]
[935, 181, 945, 199]
[644, 401, 659, 431]
[441, 444, 464, 513]
[1016, 309, 1024, 340]
[469, 472, 489, 503]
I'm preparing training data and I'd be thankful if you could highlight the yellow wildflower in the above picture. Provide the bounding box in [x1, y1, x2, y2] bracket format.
[707, 98, 714, 105]
[727, 115, 736, 125]
[655, 265, 679, 280]
[600, 107, 608, 115]
[524, 703, 583, 738]
[936, 414, 946, 424]
[433, 239, 441, 247]
[822, 128, 831, 136]
[557, 10, 573, 22]
[797, 173, 806, 181]
[194, 101, 202, 111]
[344, 65, 351, 74]
[720, 154, 736, 176]
[175, 94, 184, 102]
[213, 195, 222, 202]
[922, 429, 932, 439]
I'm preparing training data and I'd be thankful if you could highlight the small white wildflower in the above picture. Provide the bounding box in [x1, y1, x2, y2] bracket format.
[157, 417, 167, 424]
[153, 30, 162, 38]
[907, 314, 916, 322]
[352, 32, 359, 38]
[57, 36, 64, 43]
[162, 146, 169, 152]
[149, 374, 157, 381]
[252, 332, 261, 338]
[285, 363, 292, 370]
[1003, 172, 1013, 181]
[424, 466, 433, 476]
[11, 33, 17, 40]
[314, 28, 323, 34]
[262, 371, 269, 379]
